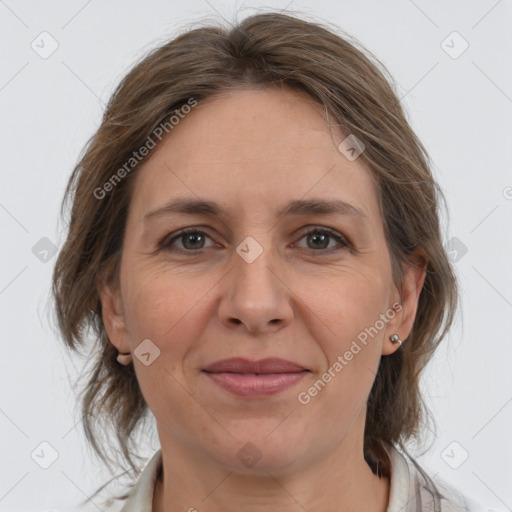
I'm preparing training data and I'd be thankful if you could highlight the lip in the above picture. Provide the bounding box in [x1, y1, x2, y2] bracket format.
[202, 357, 307, 374]
[202, 357, 310, 397]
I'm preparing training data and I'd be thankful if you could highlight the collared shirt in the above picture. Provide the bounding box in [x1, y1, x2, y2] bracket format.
[75, 444, 493, 511]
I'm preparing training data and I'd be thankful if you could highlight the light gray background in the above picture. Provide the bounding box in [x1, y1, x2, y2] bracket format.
[1, 0, 511, 510]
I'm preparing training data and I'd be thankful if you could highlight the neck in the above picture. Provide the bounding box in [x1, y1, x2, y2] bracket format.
[152, 428, 390, 512]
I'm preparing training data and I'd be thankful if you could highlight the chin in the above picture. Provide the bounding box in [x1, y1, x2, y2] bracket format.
[215, 446, 305, 476]
[208, 423, 311, 476]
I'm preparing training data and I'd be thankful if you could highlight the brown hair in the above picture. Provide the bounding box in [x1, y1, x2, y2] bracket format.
[51, 10, 457, 504]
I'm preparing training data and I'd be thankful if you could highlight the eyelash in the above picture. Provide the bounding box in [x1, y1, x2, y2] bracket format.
[158, 226, 351, 256]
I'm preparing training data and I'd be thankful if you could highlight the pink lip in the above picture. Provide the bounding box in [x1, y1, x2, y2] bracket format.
[202, 357, 309, 397]
[202, 357, 307, 373]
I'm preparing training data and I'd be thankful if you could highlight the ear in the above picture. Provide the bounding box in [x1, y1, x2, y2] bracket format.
[97, 275, 131, 354]
[382, 249, 427, 356]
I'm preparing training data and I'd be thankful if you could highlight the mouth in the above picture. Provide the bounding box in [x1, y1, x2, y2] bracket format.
[201, 357, 310, 397]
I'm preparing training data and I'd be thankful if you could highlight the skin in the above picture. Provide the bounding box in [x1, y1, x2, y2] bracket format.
[99, 87, 426, 512]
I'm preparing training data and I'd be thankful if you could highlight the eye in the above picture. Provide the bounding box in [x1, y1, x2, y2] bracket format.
[158, 226, 350, 256]
[294, 228, 349, 253]
[159, 229, 215, 254]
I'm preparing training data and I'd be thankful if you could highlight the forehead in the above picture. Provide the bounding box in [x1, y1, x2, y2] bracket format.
[128, 87, 380, 224]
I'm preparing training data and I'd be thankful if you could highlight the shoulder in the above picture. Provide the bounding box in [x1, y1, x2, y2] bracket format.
[63, 495, 126, 512]
[386, 444, 502, 512]
[70, 500, 125, 512]
[61, 449, 162, 512]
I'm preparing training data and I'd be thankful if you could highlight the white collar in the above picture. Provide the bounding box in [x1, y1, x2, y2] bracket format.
[117, 444, 484, 512]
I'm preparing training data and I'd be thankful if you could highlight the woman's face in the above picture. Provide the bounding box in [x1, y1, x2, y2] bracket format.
[101, 87, 424, 474]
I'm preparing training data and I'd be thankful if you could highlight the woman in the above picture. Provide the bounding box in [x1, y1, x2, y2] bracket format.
[52, 11, 491, 512]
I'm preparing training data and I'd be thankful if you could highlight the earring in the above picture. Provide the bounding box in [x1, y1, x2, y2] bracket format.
[117, 352, 132, 365]
[389, 334, 402, 346]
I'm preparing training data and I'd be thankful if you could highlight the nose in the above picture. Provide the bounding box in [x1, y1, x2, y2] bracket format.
[217, 241, 294, 335]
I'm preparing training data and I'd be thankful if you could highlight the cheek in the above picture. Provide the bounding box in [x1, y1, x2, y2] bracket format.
[304, 265, 390, 403]
[121, 267, 194, 351]
[119, 270, 207, 419]
[315, 264, 390, 347]
[120, 264, 224, 371]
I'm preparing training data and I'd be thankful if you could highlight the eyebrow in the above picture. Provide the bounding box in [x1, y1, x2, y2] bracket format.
[143, 197, 367, 222]
[143, 198, 366, 221]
